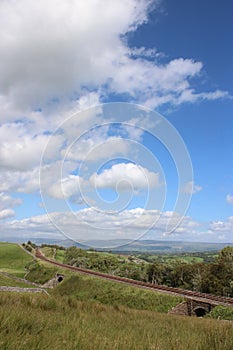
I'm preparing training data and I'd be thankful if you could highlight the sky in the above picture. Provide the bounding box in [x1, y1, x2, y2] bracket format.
[0, 0, 233, 247]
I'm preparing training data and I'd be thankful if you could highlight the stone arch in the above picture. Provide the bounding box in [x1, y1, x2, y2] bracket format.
[194, 307, 206, 317]
[56, 274, 64, 283]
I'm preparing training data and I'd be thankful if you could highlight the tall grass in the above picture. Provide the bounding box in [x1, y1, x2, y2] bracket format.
[55, 248, 66, 262]
[54, 274, 183, 313]
[25, 261, 57, 284]
[0, 243, 233, 349]
[0, 293, 232, 350]
[206, 306, 233, 321]
[40, 246, 55, 259]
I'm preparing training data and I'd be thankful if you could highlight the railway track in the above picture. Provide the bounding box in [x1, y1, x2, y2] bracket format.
[35, 248, 233, 308]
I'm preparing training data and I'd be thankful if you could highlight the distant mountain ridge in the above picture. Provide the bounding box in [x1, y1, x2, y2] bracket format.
[1, 237, 232, 253]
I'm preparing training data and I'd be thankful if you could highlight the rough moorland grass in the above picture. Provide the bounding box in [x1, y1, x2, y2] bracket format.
[26, 250, 233, 321]
[0, 243, 33, 277]
[206, 306, 233, 321]
[40, 246, 55, 259]
[25, 261, 58, 285]
[55, 248, 65, 262]
[0, 292, 232, 350]
[24, 258, 182, 313]
[40, 247, 65, 262]
[53, 274, 183, 313]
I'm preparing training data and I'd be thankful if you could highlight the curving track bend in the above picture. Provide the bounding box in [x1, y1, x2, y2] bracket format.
[35, 248, 233, 308]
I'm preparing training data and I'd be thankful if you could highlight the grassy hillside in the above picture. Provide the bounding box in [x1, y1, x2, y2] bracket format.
[0, 292, 232, 350]
[25, 261, 58, 285]
[0, 272, 37, 288]
[53, 274, 182, 313]
[23, 256, 183, 313]
[0, 242, 233, 349]
[0, 243, 34, 278]
[40, 245, 148, 282]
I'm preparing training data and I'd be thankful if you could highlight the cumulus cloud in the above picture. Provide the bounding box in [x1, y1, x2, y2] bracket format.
[209, 219, 230, 233]
[0, 192, 22, 220]
[0, 0, 229, 116]
[0, 168, 41, 193]
[1, 207, 232, 244]
[62, 135, 131, 163]
[0, 193, 21, 220]
[0, 193, 22, 210]
[207, 217, 233, 242]
[0, 209, 15, 220]
[0, 0, 229, 176]
[47, 175, 83, 201]
[0, 0, 151, 109]
[0, 122, 50, 171]
[1, 208, 200, 243]
[90, 163, 161, 191]
[41, 162, 162, 203]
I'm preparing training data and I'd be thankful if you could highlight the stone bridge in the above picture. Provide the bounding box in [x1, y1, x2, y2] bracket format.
[169, 299, 217, 317]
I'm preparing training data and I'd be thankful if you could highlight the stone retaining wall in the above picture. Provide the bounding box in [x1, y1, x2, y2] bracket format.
[0, 286, 49, 295]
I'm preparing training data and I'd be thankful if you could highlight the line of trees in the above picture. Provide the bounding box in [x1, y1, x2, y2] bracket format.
[147, 246, 233, 297]
[63, 245, 233, 297]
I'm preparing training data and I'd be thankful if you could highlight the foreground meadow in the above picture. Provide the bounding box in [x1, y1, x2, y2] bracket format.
[0, 292, 232, 350]
[0, 242, 233, 349]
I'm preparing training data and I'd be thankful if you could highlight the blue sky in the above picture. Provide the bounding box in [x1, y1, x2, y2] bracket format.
[0, 0, 232, 246]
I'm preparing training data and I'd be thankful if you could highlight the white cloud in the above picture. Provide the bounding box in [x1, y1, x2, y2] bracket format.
[0, 122, 50, 171]
[207, 217, 233, 242]
[62, 134, 131, 163]
[41, 162, 161, 202]
[0, 0, 229, 118]
[0, 0, 151, 110]
[209, 220, 227, 232]
[0, 168, 41, 194]
[2, 207, 233, 244]
[47, 175, 83, 201]
[0, 0, 229, 184]
[226, 194, 233, 204]
[1, 208, 200, 243]
[0, 0, 231, 243]
[90, 163, 161, 191]
[182, 181, 202, 194]
[199, 90, 231, 101]
[0, 193, 22, 211]
[0, 209, 15, 220]
[0, 193, 20, 220]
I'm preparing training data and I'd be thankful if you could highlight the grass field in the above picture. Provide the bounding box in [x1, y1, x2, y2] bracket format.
[53, 274, 183, 313]
[0, 243, 34, 277]
[55, 248, 65, 262]
[0, 243, 233, 350]
[40, 246, 65, 262]
[24, 257, 183, 313]
[25, 261, 58, 285]
[0, 242, 233, 349]
[40, 246, 55, 259]
[0, 292, 232, 350]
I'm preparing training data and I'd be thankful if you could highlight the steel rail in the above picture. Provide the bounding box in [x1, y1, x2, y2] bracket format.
[35, 248, 233, 307]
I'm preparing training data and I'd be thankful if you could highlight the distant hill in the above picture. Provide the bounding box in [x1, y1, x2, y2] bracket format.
[84, 239, 233, 253]
[1, 237, 231, 253]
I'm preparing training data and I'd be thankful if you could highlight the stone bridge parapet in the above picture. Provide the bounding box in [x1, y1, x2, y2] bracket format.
[169, 299, 214, 317]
